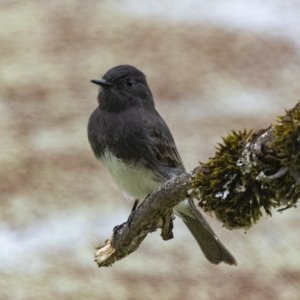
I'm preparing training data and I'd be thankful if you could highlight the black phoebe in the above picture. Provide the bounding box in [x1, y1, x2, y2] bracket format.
[88, 65, 236, 265]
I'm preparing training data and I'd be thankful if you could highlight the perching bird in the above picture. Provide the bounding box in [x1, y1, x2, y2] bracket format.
[88, 65, 236, 265]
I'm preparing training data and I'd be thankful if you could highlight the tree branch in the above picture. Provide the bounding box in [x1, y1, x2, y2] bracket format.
[193, 101, 300, 229]
[95, 101, 300, 267]
[95, 171, 194, 267]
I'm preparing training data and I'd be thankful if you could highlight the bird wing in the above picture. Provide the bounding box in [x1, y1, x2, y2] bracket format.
[142, 110, 185, 179]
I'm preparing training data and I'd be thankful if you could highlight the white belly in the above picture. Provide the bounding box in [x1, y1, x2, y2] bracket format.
[101, 150, 161, 200]
[101, 150, 193, 219]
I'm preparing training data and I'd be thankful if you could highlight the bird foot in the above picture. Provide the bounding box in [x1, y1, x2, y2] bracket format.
[160, 211, 174, 240]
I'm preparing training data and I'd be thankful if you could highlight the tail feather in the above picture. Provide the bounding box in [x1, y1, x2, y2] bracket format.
[174, 199, 237, 265]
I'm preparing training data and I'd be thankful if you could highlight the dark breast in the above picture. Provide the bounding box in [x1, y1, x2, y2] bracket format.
[87, 106, 185, 179]
[87, 107, 145, 162]
[87, 108, 106, 159]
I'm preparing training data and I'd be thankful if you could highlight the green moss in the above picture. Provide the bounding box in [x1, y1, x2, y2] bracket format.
[192, 101, 300, 230]
[272, 102, 300, 171]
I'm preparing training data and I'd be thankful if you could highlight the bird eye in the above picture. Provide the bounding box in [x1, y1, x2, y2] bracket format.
[126, 78, 135, 87]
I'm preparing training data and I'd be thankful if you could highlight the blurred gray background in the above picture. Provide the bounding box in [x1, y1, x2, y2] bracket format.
[1, 0, 299, 299]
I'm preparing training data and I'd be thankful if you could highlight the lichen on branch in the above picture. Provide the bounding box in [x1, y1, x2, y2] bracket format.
[192, 101, 300, 230]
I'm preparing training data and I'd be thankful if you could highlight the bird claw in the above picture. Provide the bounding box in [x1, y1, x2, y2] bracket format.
[113, 199, 140, 236]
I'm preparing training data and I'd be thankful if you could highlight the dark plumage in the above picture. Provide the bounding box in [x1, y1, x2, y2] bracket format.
[88, 65, 237, 265]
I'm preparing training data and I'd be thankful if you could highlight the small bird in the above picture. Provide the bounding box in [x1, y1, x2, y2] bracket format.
[88, 65, 236, 265]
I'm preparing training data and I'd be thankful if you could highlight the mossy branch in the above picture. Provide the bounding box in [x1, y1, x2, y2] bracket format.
[95, 101, 300, 267]
[193, 101, 300, 229]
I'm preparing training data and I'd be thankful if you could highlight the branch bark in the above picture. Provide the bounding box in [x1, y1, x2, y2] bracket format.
[95, 101, 300, 267]
[95, 171, 194, 267]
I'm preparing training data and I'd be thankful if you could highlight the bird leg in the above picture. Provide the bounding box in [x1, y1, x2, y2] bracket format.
[126, 199, 140, 227]
[160, 210, 174, 240]
[130, 199, 140, 214]
[113, 199, 140, 235]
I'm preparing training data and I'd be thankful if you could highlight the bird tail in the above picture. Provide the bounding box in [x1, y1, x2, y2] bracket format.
[174, 199, 237, 265]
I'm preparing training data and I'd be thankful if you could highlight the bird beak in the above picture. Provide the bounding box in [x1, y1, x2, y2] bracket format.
[90, 79, 112, 87]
